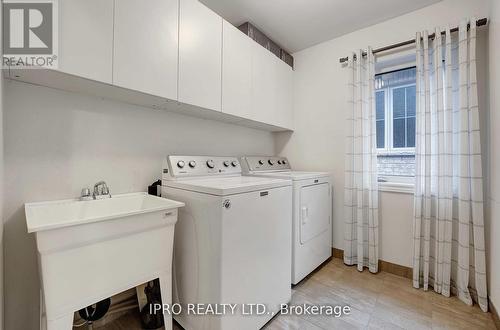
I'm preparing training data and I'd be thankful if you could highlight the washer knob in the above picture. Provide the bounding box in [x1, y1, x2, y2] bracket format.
[258, 160, 264, 165]
[277, 160, 282, 165]
[188, 160, 196, 168]
[282, 160, 287, 165]
[206, 160, 215, 169]
[177, 160, 185, 168]
[268, 159, 275, 165]
[231, 160, 238, 167]
[223, 161, 230, 167]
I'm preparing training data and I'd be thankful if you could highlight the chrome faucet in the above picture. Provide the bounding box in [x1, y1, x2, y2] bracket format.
[80, 187, 93, 201]
[93, 181, 112, 199]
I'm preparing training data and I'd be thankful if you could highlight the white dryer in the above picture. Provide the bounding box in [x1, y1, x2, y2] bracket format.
[241, 156, 332, 285]
[162, 156, 292, 330]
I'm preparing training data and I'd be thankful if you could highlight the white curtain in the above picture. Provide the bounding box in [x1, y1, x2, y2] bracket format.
[344, 48, 379, 273]
[412, 18, 488, 312]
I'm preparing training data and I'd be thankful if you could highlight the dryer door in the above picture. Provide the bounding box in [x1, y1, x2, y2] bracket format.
[300, 183, 330, 244]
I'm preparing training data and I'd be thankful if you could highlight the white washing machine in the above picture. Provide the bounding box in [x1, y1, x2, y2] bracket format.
[161, 155, 292, 330]
[241, 156, 332, 285]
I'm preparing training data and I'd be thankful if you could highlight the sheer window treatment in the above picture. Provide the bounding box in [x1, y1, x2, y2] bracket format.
[412, 18, 488, 312]
[344, 48, 379, 273]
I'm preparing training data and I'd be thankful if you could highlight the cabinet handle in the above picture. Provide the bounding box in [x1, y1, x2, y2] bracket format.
[260, 191, 269, 197]
[164, 211, 173, 217]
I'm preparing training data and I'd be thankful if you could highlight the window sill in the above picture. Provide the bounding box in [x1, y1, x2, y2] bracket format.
[378, 182, 414, 194]
[377, 151, 415, 157]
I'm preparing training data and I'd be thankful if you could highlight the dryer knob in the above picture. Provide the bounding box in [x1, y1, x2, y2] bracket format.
[188, 161, 196, 168]
[177, 160, 185, 168]
[277, 160, 282, 165]
[231, 161, 238, 167]
[223, 161, 230, 167]
[268, 159, 275, 165]
[206, 160, 215, 169]
[282, 160, 287, 165]
[258, 160, 264, 165]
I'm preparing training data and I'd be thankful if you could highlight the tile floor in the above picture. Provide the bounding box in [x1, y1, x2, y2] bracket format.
[96, 258, 497, 330]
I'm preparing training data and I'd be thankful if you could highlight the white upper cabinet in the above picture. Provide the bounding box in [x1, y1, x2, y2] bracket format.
[251, 42, 277, 125]
[179, 0, 222, 111]
[275, 59, 294, 129]
[58, 0, 113, 83]
[113, 0, 178, 99]
[250, 43, 293, 128]
[15, 0, 293, 131]
[221, 20, 252, 119]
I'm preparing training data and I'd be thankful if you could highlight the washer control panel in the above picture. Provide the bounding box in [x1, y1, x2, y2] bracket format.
[163, 155, 241, 179]
[241, 156, 291, 172]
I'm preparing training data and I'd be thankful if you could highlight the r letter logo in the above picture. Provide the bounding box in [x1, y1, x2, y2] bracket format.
[2, 0, 58, 68]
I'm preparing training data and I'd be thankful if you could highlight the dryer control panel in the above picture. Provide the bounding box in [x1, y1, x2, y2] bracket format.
[241, 156, 292, 172]
[163, 155, 241, 180]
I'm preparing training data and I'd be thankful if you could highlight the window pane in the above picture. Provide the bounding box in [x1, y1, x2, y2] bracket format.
[376, 120, 385, 148]
[406, 86, 416, 116]
[393, 118, 406, 148]
[393, 88, 405, 118]
[407, 117, 415, 147]
[376, 91, 385, 120]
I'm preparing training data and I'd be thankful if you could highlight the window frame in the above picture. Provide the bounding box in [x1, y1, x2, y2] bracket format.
[375, 66, 417, 190]
[376, 82, 416, 155]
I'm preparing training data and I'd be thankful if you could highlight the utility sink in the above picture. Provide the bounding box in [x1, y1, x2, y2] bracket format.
[26, 192, 184, 232]
[25, 192, 184, 330]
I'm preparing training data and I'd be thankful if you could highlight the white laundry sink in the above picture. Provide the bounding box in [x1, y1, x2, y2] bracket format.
[26, 192, 183, 232]
[25, 192, 184, 330]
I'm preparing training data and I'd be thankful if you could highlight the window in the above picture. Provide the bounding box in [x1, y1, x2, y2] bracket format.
[375, 67, 416, 183]
[376, 91, 385, 148]
[392, 85, 416, 149]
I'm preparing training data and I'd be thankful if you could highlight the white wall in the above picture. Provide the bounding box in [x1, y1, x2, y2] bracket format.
[275, 0, 491, 267]
[488, 0, 500, 312]
[1, 2, 5, 328]
[2, 80, 275, 330]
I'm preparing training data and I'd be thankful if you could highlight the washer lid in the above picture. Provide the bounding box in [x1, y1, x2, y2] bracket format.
[163, 175, 292, 196]
[249, 171, 330, 181]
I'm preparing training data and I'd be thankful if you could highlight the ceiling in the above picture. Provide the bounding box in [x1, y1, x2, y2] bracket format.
[200, 0, 442, 53]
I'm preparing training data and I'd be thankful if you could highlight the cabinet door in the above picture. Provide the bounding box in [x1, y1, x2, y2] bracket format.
[179, 0, 222, 111]
[113, 0, 178, 99]
[275, 60, 294, 129]
[58, 0, 113, 83]
[221, 20, 252, 119]
[251, 42, 277, 124]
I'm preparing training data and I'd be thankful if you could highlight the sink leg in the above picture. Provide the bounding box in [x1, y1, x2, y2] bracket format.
[159, 272, 173, 330]
[46, 314, 74, 330]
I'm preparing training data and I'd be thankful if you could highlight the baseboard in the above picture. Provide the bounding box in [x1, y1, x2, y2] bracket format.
[379, 259, 412, 279]
[490, 300, 500, 330]
[331, 248, 412, 279]
[332, 248, 344, 259]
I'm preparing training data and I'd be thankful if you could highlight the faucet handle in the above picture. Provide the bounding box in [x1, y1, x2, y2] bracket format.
[80, 188, 92, 201]
[92, 181, 111, 199]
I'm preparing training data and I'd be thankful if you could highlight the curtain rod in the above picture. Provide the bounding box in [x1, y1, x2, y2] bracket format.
[338, 17, 488, 64]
